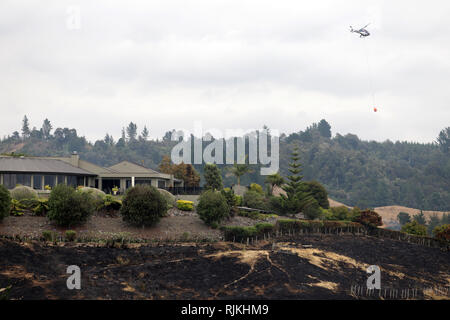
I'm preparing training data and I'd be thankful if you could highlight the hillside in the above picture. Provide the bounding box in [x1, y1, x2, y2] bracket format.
[1, 119, 449, 211]
[373, 206, 449, 230]
[1, 236, 448, 300]
[328, 198, 449, 230]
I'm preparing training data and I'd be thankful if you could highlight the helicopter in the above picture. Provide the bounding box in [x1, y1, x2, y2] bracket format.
[350, 24, 370, 37]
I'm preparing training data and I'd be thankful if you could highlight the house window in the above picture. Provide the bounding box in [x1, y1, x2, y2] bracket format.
[33, 175, 43, 190]
[2, 174, 16, 189]
[16, 174, 31, 187]
[44, 175, 56, 188]
[67, 175, 77, 187]
[77, 176, 85, 187]
[57, 175, 65, 185]
[158, 180, 166, 189]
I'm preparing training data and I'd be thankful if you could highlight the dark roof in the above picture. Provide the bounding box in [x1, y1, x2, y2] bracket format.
[0, 157, 96, 176]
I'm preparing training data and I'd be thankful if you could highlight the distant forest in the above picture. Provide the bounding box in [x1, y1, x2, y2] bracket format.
[1, 116, 449, 211]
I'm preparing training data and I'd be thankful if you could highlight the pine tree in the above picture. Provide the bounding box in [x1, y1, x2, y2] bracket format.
[104, 134, 115, 146]
[437, 127, 450, 153]
[318, 119, 332, 138]
[21, 115, 30, 139]
[283, 147, 305, 196]
[413, 210, 427, 225]
[204, 164, 223, 190]
[276, 146, 319, 218]
[141, 126, 149, 140]
[41, 118, 52, 139]
[126, 122, 137, 141]
[427, 214, 441, 236]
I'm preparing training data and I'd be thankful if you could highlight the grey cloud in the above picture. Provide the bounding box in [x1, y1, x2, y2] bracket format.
[0, 0, 449, 143]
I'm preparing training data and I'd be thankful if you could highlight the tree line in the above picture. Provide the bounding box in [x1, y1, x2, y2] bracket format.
[1, 116, 449, 211]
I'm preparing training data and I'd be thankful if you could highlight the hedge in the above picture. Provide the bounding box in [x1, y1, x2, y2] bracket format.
[222, 223, 275, 242]
[276, 219, 363, 234]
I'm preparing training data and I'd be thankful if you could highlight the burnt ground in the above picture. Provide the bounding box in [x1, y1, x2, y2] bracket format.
[0, 235, 449, 300]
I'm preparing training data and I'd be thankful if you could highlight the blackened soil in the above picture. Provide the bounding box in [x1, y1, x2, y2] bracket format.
[0, 235, 448, 300]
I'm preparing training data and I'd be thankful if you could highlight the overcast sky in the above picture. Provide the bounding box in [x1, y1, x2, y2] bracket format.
[0, 0, 449, 143]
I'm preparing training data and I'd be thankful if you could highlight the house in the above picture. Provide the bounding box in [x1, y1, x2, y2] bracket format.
[0, 153, 183, 194]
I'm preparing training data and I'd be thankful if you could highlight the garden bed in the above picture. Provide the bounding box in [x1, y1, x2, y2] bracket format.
[0, 208, 281, 242]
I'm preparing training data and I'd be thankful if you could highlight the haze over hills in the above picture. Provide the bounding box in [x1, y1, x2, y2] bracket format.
[327, 197, 448, 230]
[1, 118, 449, 211]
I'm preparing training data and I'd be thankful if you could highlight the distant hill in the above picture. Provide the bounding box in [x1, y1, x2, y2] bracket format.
[373, 205, 448, 229]
[328, 198, 350, 208]
[328, 198, 449, 230]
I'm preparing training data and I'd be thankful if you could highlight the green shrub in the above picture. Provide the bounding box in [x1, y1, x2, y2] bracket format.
[47, 184, 95, 227]
[268, 192, 314, 216]
[10, 199, 25, 216]
[397, 211, 412, 226]
[77, 187, 106, 209]
[33, 199, 49, 216]
[254, 222, 275, 234]
[243, 190, 267, 210]
[235, 195, 243, 206]
[238, 209, 277, 220]
[18, 198, 40, 210]
[303, 181, 330, 209]
[210, 222, 219, 229]
[42, 230, 57, 242]
[222, 226, 257, 241]
[0, 185, 11, 222]
[196, 190, 230, 226]
[203, 164, 223, 190]
[324, 206, 360, 221]
[433, 224, 450, 241]
[177, 200, 194, 211]
[249, 183, 264, 195]
[222, 223, 275, 242]
[302, 199, 321, 220]
[65, 230, 77, 242]
[181, 231, 191, 241]
[97, 195, 122, 213]
[10, 186, 38, 201]
[221, 188, 238, 207]
[325, 206, 347, 220]
[221, 188, 239, 216]
[401, 220, 427, 236]
[276, 219, 299, 231]
[158, 188, 176, 206]
[276, 219, 325, 232]
[120, 185, 168, 227]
